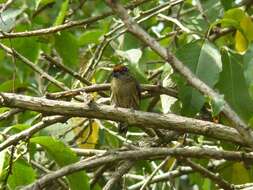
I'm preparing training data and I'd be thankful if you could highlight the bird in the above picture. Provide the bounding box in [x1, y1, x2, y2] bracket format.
[111, 64, 141, 135]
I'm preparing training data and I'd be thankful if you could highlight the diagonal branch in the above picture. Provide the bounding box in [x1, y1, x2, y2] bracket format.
[103, 160, 134, 190]
[0, 43, 69, 91]
[183, 159, 234, 190]
[104, 0, 253, 148]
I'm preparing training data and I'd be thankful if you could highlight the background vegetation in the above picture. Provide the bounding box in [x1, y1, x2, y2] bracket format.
[0, 0, 253, 189]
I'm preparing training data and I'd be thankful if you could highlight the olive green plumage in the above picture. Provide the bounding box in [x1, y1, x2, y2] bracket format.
[111, 65, 140, 135]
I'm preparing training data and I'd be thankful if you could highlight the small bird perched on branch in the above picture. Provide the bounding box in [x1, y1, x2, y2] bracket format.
[111, 64, 141, 135]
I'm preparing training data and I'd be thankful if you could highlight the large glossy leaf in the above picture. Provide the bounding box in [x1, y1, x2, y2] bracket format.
[216, 49, 253, 121]
[55, 32, 79, 66]
[176, 40, 222, 116]
[30, 136, 90, 190]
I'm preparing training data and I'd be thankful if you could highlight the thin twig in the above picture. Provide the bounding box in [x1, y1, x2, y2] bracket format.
[0, 0, 14, 13]
[30, 160, 68, 189]
[2, 145, 15, 190]
[0, 43, 69, 91]
[0, 108, 22, 121]
[45, 83, 178, 99]
[140, 157, 170, 190]
[0, 115, 68, 151]
[0, 0, 152, 39]
[183, 159, 235, 190]
[103, 161, 134, 190]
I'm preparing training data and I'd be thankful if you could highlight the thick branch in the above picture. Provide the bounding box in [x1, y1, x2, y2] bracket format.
[22, 147, 253, 190]
[0, 92, 248, 147]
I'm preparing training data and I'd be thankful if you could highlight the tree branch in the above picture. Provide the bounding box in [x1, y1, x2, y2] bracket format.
[22, 147, 253, 190]
[45, 83, 178, 99]
[0, 115, 68, 151]
[103, 160, 134, 190]
[0, 92, 248, 148]
[183, 159, 234, 190]
[0, 0, 152, 39]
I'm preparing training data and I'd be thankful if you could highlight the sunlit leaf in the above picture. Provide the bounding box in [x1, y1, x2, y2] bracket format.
[235, 30, 248, 53]
[54, 0, 69, 26]
[75, 120, 99, 149]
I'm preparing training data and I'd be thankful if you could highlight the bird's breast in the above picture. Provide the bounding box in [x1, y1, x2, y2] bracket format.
[111, 77, 139, 109]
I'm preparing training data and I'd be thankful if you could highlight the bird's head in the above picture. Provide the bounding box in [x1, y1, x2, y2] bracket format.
[112, 64, 129, 78]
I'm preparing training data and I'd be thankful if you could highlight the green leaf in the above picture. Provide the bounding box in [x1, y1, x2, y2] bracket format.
[244, 44, 253, 94]
[54, 0, 69, 26]
[30, 136, 90, 190]
[220, 162, 251, 184]
[0, 149, 7, 177]
[201, 0, 223, 23]
[216, 49, 253, 121]
[8, 159, 36, 189]
[176, 40, 222, 116]
[36, 0, 55, 10]
[116, 49, 142, 64]
[220, 0, 233, 10]
[224, 8, 245, 23]
[78, 29, 104, 46]
[0, 9, 23, 32]
[127, 63, 148, 84]
[121, 33, 142, 50]
[55, 32, 79, 66]
[210, 94, 225, 116]
[12, 37, 40, 63]
[0, 80, 26, 92]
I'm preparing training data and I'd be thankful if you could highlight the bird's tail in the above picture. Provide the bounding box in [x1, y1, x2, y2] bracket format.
[118, 122, 128, 136]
